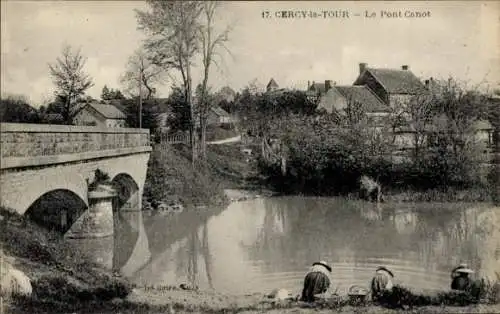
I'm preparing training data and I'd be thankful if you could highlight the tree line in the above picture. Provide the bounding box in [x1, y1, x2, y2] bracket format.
[251, 78, 499, 196]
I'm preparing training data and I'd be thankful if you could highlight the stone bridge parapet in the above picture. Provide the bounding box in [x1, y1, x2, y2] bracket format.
[0, 123, 152, 220]
[1, 123, 149, 162]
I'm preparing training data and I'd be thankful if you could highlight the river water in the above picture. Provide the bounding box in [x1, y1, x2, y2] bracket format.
[69, 195, 500, 297]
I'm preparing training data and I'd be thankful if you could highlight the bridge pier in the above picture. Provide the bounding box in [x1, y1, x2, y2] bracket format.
[65, 185, 116, 239]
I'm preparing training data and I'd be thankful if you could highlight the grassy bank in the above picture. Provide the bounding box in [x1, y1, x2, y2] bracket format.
[143, 141, 271, 210]
[142, 144, 229, 210]
[0, 207, 132, 313]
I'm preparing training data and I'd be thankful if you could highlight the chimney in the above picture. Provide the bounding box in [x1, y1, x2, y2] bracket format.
[307, 80, 310, 90]
[359, 62, 367, 74]
[402, 65, 409, 71]
[425, 79, 429, 87]
[325, 80, 332, 92]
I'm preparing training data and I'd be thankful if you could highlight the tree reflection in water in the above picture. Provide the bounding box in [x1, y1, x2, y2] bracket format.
[202, 219, 214, 289]
[129, 198, 498, 295]
[173, 214, 214, 290]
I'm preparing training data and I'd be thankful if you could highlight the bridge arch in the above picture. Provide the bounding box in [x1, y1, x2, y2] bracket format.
[25, 189, 88, 234]
[111, 173, 140, 212]
[1, 171, 89, 216]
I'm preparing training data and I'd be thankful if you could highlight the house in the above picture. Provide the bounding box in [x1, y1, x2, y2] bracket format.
[266, 78, 279, 93]
[72, 102, 126, 127]
[317, 85, 390, 119]
[472, 119, 495, 153]
[353, 63, 427, 108]
[207, 105, 236, 126]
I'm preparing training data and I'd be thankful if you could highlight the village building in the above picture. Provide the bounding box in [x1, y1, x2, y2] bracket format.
[72, 102, 126, 128]
[207, 105, 236, 126]
[313, 62, 495, 158]
[317, 85, 390, 118]
[266, 78, 279, 93]
[353, 63, 427, 108]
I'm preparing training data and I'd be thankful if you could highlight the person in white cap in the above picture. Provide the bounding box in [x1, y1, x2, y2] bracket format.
[451, 264, 474, 291]
[371, 266, 394, 302]
[300, 260, 332, 302]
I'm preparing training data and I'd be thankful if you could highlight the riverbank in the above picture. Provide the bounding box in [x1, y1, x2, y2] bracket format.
[2, 142, 499, 313]
[3, 198, 500, 313]
[0, 206, 132, 313]
[142, 142, 271, 211]
[145, 140, 492, 205]
[116, 286, 500, 314]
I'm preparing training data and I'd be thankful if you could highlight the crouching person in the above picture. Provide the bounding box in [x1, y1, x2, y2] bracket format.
[300, 261, 332, 302]
[451, 264, 474, 291]
[371, 266, 394, 302]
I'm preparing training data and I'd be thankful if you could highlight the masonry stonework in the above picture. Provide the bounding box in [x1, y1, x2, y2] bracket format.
[0, 123, 151, 219]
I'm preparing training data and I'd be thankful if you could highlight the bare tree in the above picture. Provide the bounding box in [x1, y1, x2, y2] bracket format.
[48, 45, 94, 123]
[120, 48, 166, 99]
[197, 1, 232, 160]
[430, 78, 490, 156]
[136, 1, 203, 164]
[390, 92, 434, 159]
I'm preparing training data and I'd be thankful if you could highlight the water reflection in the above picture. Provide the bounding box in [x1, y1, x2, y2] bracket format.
[68, 197, 500, 297]
[66, 210, 151, 277]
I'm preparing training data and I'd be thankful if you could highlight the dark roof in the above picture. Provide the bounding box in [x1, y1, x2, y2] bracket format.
[210, 106, 230, 117]
[357, 68, 426, 94]
[267, 78, 279, 89]
[87, 103, 126, 119]
[334, 85, 391, 113]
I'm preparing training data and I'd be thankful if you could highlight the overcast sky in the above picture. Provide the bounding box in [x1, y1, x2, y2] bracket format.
[1, 1, 499, 106]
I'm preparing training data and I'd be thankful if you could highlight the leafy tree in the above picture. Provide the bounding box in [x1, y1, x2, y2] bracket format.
[101, 85, 111, 100]
[118, 98, 159, 132]
[0, 95, 40, 123]
[101, 85, 125, 101]
[48, 45, 94, 123]
[166, 87, 191, 132]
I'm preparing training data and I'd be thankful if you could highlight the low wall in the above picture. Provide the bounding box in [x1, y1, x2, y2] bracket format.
[0, 123, 150, 159]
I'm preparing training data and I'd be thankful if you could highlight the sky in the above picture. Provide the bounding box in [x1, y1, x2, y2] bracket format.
[1, 1, 499, 106]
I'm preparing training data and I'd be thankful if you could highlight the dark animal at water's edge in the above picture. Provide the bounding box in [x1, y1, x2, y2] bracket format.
[359, 175, 384, 202]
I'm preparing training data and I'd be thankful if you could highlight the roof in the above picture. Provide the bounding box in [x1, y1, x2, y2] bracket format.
[357, 68, 426, 94]
[86, 102, 126, 119]
[210, 106, 230, 117]
[334, 85, 391, 113]
[267, 78, 279, 90]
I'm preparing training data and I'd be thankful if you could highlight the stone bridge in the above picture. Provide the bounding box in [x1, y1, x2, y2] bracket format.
[0, 123, 152, 238]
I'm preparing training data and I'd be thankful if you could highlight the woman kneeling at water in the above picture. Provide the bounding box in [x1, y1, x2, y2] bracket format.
[371, 266, 394, 301]
[300, 261, 332, 302]
[451, 264, 474, 291]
